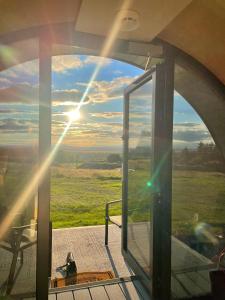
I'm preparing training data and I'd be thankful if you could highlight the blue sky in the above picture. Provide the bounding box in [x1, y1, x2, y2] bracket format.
[0, 55, 213, 150]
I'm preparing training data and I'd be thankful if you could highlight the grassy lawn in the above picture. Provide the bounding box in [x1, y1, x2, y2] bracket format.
[172, 170, 225, 234]
[51, 166, 122, 228]
[51, 165, 225, 232]
[2, 162, 225, 232]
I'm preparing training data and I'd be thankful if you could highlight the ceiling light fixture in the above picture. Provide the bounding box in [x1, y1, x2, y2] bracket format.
[117, 9, 140, 32]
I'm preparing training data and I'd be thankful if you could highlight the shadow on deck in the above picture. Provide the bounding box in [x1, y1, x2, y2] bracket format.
[50, 225, 149, 300]
[52, 225, 131, 279]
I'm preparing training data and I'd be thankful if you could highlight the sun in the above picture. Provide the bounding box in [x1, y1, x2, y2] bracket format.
[65, 109, 81, 122]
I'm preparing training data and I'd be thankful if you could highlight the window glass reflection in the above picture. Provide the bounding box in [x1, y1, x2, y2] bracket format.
[171, 85, 225, 298]
[0, 59, 38, 297]
[127, 80, 152, 276]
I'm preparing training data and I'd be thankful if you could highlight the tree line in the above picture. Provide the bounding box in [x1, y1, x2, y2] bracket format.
[53, 143, 225, 172]
[173, 142, 225, 172]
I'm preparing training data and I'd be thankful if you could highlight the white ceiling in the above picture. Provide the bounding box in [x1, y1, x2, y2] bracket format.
[76, 0, 192, 42]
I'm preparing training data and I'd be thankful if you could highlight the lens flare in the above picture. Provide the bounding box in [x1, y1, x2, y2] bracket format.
[0, 0, 133, 239]
[194, 222, 218, 246]
[147, 181, 152, 187]
[65, 109, 81, 122]
[0, 44, 18, 67]
[74, 0, 132, 110]
[0, 118, 73, 239]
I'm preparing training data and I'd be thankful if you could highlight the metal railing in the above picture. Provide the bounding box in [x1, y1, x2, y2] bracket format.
[105, 200, 122, 246]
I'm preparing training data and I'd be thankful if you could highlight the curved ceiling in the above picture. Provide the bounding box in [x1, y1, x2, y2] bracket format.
[159, 0, 225, 85]
[0, 0, 224, 85]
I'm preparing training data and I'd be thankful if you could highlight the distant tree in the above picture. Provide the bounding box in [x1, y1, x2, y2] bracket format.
[197, 142, 205, 154]
[181, 147, 191, 164]
[107, 153, 121, 163]
[173, 142, 225, 172]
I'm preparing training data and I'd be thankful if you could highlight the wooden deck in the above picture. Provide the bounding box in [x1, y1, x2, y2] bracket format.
[49, 277, 149, 300]
[50, 225, 148, 299]
[52, 225, 132, 279]
[1, 224, 216, 299]
[126, 222, 216, 299]
[51, 224, 215, 299]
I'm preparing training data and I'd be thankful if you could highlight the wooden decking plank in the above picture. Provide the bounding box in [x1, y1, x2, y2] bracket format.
[48, 294, 57, 300]
[171, 237, 213, 274]
[52, 226, 131, 281]
[171, 275, 190, 299]
[105, 283, 126, 299]
[176, 273, 203, 296]
[89, 286, 109, 300]
[186, 271, 210, 294]
[57, 291, 74, 300]
[197, 269, 211, 282]
[73, 289, 92, 300]
[120, 281, 142, 300]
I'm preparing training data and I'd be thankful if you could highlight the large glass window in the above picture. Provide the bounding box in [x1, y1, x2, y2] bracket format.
[127, 79, 152, 276]
[0, 58, 38, 297]
[171, 65, 225, 299]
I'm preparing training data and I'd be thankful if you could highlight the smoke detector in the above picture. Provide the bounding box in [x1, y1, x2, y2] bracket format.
[117, 10, 140, 32]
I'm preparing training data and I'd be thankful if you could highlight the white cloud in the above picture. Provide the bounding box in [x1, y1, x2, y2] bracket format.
[113, 70, 123, 75]
[0, 83, 38, 103]
[75, 82, 89, 87]
[88, 76, 134, 103]
[90, 112, 123, 119]
[52, 55, 111, 74]
[173, 122, 213, 147]
[0, 84, 87, 105]
[0, 73, 136, 106]
[0, 60, 39, 83]
[0, 78, 12, 89]
[84, 56, 111, 66]
[52, 88, 90, 105]
[52, 56, 83, 73]
[51, 55, 113, 74]
[53, 88, 79, 94]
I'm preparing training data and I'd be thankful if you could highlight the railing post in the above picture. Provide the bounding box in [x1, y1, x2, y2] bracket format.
[105, 203, 109, 246]
[48, 221, 52, 278]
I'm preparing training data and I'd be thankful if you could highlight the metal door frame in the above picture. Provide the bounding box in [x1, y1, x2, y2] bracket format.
[122, 47, 174, 300]
[36, 33, 52, 300]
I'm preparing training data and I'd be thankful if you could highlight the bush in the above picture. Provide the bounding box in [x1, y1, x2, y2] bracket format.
[107, 153, 121, 163]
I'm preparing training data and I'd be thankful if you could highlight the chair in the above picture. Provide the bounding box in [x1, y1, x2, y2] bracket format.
[105, 200, 122, 245]
[0, 221, 37, 295]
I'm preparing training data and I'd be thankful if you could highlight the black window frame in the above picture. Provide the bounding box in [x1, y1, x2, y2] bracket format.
[122, 48, 175, 300]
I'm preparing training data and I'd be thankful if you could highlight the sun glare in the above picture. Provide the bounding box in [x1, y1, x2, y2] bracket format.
[65, 110, 81, 122]
[0, 0, 132, 240]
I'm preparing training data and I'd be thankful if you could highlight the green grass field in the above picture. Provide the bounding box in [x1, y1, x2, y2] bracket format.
[172, 170, 225, 235]
[50, 164, 225, 233]
[51, 166, 122, 228]
[1, 161, 225, 233]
